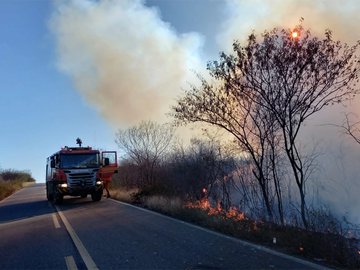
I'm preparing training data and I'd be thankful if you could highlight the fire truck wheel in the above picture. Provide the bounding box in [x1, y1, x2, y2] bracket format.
[91, 190, 102, 202]
[46, 183, 53, 201]
[52, 186, 63, 204]
[53, 193, 63, 204]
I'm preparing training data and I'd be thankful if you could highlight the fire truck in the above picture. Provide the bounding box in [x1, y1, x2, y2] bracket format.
[46, 144, 117, 204]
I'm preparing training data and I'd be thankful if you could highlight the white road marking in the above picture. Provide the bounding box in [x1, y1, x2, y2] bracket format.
[52, 213, 61, 229]
[65, 256, 78, 270]
[55, 206, 99, 270]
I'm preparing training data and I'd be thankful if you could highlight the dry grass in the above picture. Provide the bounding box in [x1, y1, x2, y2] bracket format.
[0, 169, 35, 201]
[0, 180, 23, 201]
[143, 195, 183, 215]
[110, 188, 139, 203]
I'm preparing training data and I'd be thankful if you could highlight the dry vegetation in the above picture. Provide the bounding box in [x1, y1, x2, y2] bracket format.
[109, 186, 360, 269]
[0, 169, 35, 201]
[111, 25, 360, 269]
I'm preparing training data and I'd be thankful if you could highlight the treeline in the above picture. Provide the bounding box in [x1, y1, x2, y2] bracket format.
[0, 169, 35, 201]
[114, 125, 236, 205]
[113, 121, 349, 231]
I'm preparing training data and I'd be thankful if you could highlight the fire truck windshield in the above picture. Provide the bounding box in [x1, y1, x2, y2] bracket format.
[60, 153, 99, 169]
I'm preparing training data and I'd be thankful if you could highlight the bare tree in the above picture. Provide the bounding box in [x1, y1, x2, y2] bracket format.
[341, 113, 360, 145]
[174, 23, 359, 228]
[115, 121, 174, 187]
[168, 136, 235, 203]
[198, 24, 359, 228]
[173, 62, 285, 222]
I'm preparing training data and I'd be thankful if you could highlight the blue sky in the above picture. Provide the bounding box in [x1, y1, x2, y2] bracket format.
[0, 1, 117, 181]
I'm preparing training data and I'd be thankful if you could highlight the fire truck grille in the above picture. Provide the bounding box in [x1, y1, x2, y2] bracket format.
[67, 172, 95, 188]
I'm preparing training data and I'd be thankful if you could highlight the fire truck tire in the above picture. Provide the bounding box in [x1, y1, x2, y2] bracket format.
[91, 190, 102, 202]
[53, 192, 63, 204]
[46, 183, 53, 201]
[51, 183, 63, 204]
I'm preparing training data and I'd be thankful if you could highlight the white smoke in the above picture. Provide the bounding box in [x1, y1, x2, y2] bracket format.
[219, 0, 360, 225]
[51, 0, 203, 127]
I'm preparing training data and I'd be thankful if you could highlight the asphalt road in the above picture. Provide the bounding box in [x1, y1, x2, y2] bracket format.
[0, 184, 330, 270]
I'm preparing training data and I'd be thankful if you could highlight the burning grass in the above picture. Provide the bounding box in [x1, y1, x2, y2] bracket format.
[109, 188, 360, 269]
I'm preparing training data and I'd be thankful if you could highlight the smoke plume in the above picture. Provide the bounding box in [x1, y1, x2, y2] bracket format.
[51, 0, 203, 127]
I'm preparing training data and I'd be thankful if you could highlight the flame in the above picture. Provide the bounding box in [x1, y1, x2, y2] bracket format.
[291, 31, 299, 39]
[186, 198, 246, 221]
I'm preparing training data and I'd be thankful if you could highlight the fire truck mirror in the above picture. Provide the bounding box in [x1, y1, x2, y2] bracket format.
[50, 159, 55, 168]
[104, 157, 110, 166]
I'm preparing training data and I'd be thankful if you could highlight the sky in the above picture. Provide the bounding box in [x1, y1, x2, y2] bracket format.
[0, 0, 359, 222]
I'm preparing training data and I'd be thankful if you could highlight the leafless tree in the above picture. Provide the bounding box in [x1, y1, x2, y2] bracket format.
[115, 121, 174, 188]
[341, 113, 360, 145]
[168, 137, 236, 203]
[174, 23, 359, 228]
[173, 52, 285, 223]
[217, 25, 358, 228]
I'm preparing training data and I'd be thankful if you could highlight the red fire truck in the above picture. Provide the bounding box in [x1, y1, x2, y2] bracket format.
[46, 145, 117, 204]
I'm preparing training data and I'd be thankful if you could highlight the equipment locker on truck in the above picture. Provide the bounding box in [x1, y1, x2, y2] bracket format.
[46, 141, 117, 204]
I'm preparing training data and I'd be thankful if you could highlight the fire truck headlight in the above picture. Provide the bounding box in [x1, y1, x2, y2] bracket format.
[96, 181, 102, 185]
[59, 183, 68, 188]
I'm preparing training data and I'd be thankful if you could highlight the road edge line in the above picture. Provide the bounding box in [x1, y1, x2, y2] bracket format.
[110, 199, 331, 270]
[55, 206, 99, 270]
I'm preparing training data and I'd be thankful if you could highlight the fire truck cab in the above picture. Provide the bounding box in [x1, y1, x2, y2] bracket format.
[46, 146, 117, 204]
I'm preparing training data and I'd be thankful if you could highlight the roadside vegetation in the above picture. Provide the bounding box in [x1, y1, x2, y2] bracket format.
[110, 149, 360, 269]
[110, 23, 360, 268]
[0, 169, 36, 201]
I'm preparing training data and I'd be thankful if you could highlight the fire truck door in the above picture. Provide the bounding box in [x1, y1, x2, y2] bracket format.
[100, 151, 118, 182]
[101, 151, 117, 167]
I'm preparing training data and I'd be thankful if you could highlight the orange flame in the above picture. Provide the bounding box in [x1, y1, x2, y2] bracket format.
[186, 198, 246, 221]
[291, 31, 299, 38]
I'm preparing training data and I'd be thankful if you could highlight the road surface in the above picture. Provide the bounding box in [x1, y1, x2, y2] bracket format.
[0, 184, 330, 269]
